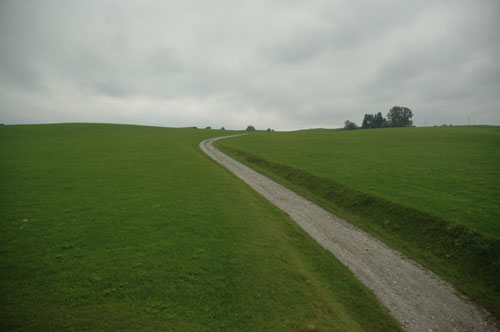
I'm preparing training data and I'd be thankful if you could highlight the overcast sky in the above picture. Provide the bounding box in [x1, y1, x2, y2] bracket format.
[1, 0, 499, 130]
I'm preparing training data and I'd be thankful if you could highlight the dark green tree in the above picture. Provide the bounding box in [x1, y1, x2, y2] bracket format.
[373, 112, 387, 128]
[344, 120, 358, 130]
[362, 112, 386, 129]
[362, 114, 374, 128]
[246, 125, 256, 131]
[387, 106, 413, 127]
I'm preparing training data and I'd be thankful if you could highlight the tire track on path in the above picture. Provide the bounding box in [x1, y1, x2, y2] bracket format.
[200, 135, 497, 332]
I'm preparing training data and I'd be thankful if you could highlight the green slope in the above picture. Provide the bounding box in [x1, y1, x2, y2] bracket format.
[0, 123, 401, 331]
[216, 126, 500, 319]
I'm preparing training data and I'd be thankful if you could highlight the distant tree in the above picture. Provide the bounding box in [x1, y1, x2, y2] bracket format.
[205, 126, 211, 129]
[246, 125, 256, 131]
[344, 120, 358, 130]
[362, 114, 374, 129]
[266, 128, 273, 132]
[362, 112, 386, 129]
[221, 127, 225, 130]
[373, 112, 387, 128]
[387, 106, 413, 127]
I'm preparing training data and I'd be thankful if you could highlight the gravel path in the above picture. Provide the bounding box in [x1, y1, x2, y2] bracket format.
[200, 135, 498, 332]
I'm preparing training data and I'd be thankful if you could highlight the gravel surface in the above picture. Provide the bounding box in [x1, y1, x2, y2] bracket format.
[201, 135, 498, 332]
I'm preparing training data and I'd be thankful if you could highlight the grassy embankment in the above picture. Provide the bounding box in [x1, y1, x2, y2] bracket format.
[216, 126, 500, 319]
[0, 123, 401, 331]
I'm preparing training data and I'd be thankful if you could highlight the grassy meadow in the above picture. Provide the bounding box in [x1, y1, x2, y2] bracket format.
[0, 124, 401, 331]
[216, 126, 500, 318]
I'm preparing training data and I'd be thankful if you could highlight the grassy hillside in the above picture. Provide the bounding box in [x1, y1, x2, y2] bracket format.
[0, 124, 401, 331]
[216, 126, 500, 319]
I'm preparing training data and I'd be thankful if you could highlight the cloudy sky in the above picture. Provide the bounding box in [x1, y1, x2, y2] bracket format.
[1, 0, 499, 130]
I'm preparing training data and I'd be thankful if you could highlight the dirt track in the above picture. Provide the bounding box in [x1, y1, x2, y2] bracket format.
[200, 135, 498, 332]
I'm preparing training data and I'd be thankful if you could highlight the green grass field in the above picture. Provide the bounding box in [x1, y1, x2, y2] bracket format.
[0, 124, 401, 331]
[216, 126, 500, 319]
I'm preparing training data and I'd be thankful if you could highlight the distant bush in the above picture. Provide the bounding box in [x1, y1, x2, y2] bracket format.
[246, 125, 256, 131]
[205, 126, 211, 130]
[221, 127, 225, 130]
[344, 120, 358, 130]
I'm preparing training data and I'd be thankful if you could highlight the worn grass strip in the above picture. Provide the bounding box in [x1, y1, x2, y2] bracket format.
[217, 145, 500, 320]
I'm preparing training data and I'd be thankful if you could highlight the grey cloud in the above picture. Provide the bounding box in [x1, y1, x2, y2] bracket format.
[363, 1, 500, 110]
[267, 1, 435, 64]
[1, 0, 499, 129]
[146, 47, 184, 76]
[266, 27, 332, 64]
[0, 52, 41, 91]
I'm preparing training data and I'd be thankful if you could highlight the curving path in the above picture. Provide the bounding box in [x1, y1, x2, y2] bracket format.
[200, 135, 497, 332]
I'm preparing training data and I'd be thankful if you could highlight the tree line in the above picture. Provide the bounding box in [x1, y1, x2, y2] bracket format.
[344, 106, 413, 130]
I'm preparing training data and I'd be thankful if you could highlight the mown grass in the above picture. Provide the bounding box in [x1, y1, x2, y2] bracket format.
[216, 126, 500, 319]
[0, 123, 401, 331]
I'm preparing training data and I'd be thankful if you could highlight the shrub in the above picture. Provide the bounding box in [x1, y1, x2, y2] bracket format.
[344, 120, 358, 130]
